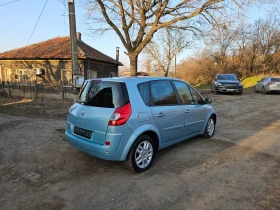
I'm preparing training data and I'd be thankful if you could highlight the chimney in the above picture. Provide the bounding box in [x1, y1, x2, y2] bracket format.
[116, 47, 119, 62]
[76, 32, 81, 41]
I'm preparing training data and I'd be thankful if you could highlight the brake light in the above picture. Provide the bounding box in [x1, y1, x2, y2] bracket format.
[268, 82, 275, 86]
[108, 103, 132, 126]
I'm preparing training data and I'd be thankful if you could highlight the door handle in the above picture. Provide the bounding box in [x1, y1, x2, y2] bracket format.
[185, 110, 190, 113]
[156, 112, 165, 117]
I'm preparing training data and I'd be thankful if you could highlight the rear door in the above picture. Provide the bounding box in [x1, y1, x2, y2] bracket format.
[67, 80, 126, 144]
[150, 80, 184, 144]
[173, 81, 206, 137]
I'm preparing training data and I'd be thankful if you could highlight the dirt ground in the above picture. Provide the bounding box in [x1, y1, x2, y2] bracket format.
[0, 91, 280, 210]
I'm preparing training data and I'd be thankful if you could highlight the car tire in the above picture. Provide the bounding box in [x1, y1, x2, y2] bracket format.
[211, 85, 214, 93]
[203, 116, 215, 138]
[262, 87, 266, 94]
[238, 91, 242, 95]
[125, 135, 155, 173]
[254, 86, 257, 93]
[214, 87, 219, 94]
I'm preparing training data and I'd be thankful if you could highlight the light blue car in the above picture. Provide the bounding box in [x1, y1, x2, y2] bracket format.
[65, 77, 216, 172]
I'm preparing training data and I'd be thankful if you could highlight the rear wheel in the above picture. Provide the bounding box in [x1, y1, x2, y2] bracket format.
[203, 116, 215, 138]
[262, 87, 267, 94]
[125, 135, 155, 173]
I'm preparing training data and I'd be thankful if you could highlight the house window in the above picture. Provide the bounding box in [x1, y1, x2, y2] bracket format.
[88, 70, 97, 79]
[18, 69, 28, 83]
[109, 72, 117, 78]
[61, 69, 72, 85]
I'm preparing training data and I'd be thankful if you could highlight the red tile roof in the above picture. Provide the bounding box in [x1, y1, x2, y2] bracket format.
[0, 36, 122, 65]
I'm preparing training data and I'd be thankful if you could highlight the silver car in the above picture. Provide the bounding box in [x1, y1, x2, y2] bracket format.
[65, 77, 216, 172]
[254, 76, 280, 94]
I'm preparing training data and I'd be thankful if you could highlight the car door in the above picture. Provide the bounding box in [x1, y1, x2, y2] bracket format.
[150, 80, 185, 144]
[256, 77, 266, 91]
[173, 81, 207, 137]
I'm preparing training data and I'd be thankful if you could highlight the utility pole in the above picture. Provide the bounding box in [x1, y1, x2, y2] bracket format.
[174, 54, 177, 77]
[68, 0, 80, 88]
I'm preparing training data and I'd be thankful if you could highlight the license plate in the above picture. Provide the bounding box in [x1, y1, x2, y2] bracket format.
[227, 89, 235, 91]
[74, 126, 92, 139]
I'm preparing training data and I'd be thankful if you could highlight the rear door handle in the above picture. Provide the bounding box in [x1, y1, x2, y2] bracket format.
[185, 110, 190, 113]
[156, 112, 165, 117]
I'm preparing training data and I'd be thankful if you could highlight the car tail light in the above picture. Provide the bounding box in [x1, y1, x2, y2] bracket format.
[108, 103, 132, 126]
[268, 82, 275, 86]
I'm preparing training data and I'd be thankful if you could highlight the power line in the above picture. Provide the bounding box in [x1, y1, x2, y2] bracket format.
[26, 0, 49, 45]
[0, 0, 19, 7]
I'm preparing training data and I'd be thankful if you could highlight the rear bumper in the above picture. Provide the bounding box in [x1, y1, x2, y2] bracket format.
[266, 86, 280, 92]
[66, 130, 124, 161]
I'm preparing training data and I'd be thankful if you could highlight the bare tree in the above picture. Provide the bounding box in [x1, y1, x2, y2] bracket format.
[206, 23, 237, 73]
[142, 29, 192, 77]
[83, 0, 269, 76]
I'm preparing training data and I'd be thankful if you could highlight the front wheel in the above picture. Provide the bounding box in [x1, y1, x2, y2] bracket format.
[203, 116, 215, 138]
[125, 135, 155, 173]
[211, 85, 214, 93]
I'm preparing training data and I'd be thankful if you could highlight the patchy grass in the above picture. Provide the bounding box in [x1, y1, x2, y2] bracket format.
[0, 97, 73, 119]
[241, 75, 264, 88]
[195, 84, 211, 90]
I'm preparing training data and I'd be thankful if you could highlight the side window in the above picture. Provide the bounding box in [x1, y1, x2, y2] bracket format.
[260, 77, 266, 82]
[137, 82, 150, 106]
[173, 81, 193, 105]
[151, 80, 177, 106]
[189, 86, 203, 104]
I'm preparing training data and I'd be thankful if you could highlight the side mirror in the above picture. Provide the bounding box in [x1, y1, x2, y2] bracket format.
[214, 79, 217, 81]
[204, 98, 212, 104]
[237, 78, 240, 81]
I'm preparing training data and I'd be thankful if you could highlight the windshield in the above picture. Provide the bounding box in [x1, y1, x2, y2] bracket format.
[217, 74, 237, 80]
[78, 80, 128, 108]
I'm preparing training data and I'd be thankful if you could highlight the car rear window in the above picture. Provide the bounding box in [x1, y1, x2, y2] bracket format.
[271, 78, 280, 82]
[78, 80, 128, 108]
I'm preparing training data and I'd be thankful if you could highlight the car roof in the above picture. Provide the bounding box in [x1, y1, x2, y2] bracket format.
[217, 73, 235, 76]
[85, 76, 183, 83]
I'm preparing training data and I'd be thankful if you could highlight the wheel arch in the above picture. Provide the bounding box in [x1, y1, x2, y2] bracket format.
[201, 112, 217, 135]
[120, 125, 161, 161]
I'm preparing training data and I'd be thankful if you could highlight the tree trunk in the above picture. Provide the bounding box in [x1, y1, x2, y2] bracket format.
[129, 55, 138, 76]
[164, 69, 169, 77]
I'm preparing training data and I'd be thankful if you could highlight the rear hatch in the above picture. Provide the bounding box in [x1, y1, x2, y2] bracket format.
[67, 80, 128, 144]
